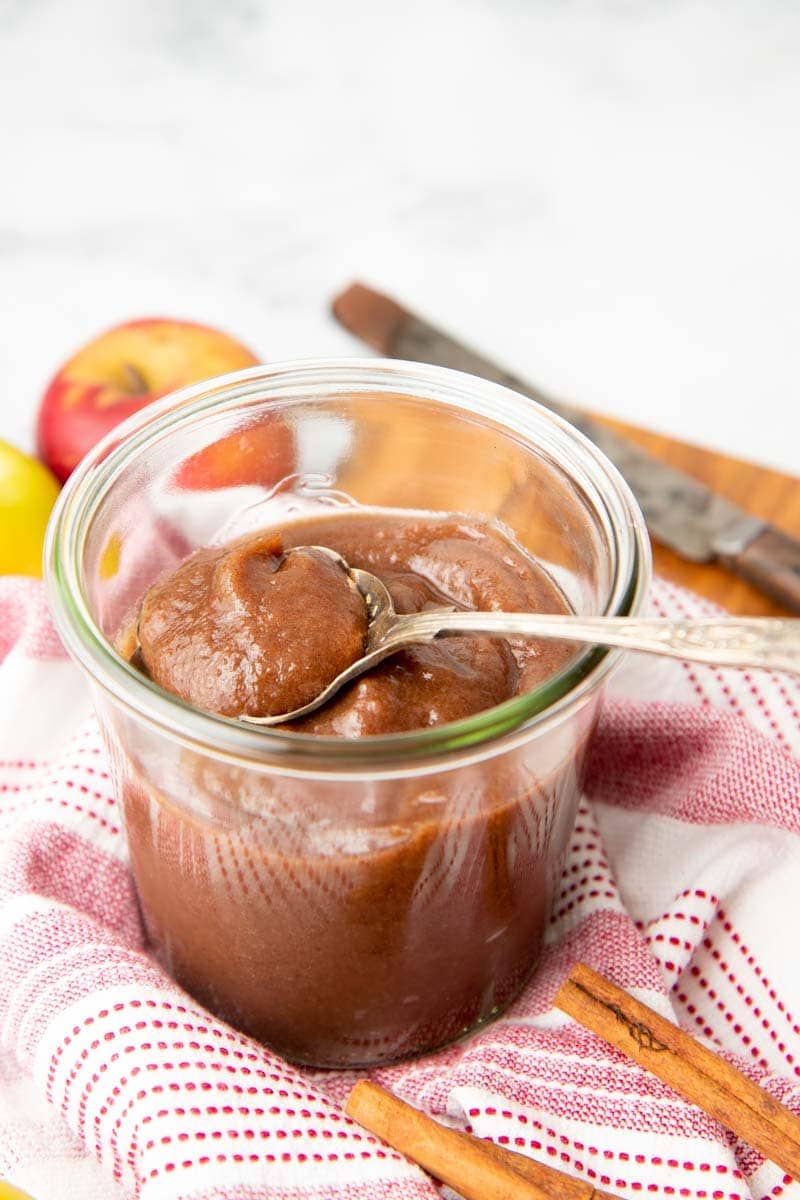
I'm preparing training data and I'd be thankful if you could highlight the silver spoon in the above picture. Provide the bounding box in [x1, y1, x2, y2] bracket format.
[239, 546, 800, 726]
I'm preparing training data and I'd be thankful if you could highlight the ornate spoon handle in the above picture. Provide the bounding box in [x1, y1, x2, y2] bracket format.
[384, 613, 800, 676]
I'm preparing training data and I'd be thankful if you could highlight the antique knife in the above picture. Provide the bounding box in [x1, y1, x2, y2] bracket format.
[332, 282, 800, 614]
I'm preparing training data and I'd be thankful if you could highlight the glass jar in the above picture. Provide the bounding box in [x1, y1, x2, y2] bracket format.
[45, 359, 650, 1068]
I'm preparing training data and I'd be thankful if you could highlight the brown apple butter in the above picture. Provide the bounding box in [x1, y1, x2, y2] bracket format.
[119, 510, 585, 1066]
[136, 537, 368, 719]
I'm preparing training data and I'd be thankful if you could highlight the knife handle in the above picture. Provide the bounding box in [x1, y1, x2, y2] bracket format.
[720, 527, 800, 615]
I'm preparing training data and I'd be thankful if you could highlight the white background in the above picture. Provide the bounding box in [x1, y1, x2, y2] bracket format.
[1, 0, 798, 474]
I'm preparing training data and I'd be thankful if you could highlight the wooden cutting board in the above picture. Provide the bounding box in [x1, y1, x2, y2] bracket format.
[598, 414, 800, 616]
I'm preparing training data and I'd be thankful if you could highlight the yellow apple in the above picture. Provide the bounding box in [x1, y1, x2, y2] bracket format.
[0, 440, 60, 577]
[0, 1178, 34, 1197]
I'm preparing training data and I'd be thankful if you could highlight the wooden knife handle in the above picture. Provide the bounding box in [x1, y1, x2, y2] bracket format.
[721, 527, 800, 615]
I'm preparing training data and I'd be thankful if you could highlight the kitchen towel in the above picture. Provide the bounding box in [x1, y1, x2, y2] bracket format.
[2, 574, 800, 1200]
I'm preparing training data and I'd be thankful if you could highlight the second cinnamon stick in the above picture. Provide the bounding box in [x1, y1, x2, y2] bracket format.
[555, 962, 800, 1181]
[346, 1079, 621, 1200]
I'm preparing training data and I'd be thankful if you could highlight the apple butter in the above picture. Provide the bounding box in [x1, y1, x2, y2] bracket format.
[136, 538, 368, 718]
[119, 509, 586, 1066]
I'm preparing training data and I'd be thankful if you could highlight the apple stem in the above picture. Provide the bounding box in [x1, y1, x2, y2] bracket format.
[121, 362, 149, 394]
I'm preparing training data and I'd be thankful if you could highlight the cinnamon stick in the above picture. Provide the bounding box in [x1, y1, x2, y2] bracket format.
[346, 1079, 622, 1200]
[555, 962, 800, 1180]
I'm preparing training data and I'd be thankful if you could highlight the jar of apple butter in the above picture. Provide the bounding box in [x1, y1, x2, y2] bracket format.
[46, 360, 650, 1067]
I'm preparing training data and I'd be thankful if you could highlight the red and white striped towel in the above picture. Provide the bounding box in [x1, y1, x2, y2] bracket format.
[2, 575, 800, 1200]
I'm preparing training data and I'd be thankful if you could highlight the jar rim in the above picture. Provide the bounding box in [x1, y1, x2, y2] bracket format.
[45, 357, 651, 773]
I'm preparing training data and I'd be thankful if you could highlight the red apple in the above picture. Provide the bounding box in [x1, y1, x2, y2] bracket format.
[37, 318, 261, 481]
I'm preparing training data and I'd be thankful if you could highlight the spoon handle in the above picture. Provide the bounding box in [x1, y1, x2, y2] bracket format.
[386, 613, 800, 675]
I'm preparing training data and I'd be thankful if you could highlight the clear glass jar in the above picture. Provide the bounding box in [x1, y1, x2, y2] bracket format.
[45, 359, 650, 1068]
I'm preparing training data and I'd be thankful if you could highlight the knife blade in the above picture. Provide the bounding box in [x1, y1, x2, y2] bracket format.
[331, 283, 800, 614]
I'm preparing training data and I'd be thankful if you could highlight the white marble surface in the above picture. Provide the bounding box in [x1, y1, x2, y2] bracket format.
[1, 0, 799, 473]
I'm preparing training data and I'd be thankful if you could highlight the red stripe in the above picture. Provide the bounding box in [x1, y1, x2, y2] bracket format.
[0, 578, 67, 662]
[587, 699, 800, 833]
